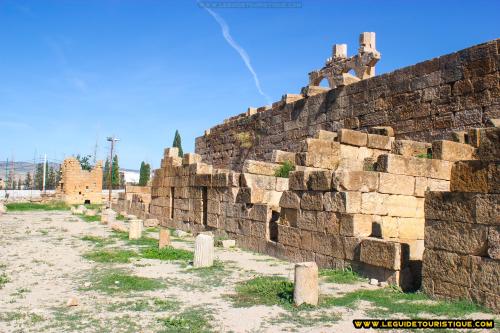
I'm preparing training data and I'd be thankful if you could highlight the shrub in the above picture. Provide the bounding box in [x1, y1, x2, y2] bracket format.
[275, 160, 295, 178]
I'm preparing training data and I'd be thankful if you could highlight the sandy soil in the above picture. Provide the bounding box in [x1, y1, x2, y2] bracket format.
[0, 210, 496, 333]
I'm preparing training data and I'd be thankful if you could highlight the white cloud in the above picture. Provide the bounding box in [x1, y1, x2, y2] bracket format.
[202, 6, 271, 105]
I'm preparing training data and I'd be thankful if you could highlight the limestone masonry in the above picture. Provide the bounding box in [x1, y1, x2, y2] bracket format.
[114, 35, 499, 312]
[56, 157, 103, 205]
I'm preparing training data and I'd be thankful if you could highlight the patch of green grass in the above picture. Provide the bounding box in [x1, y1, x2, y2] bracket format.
[0, 273, 10, 289]
[416, 152, 432, 159]
[229, 276, 294, 308]
[77, 214, 101, 223]
[187, 260, 233, 288]
[269, 310, 341, 328]
[158, 307, 214, 333]
[85, 269, 164, 294]
[83, 249, 138, 263]
[319, 268, 365, 284]
[116, 214, 126, 221]
[141, 246, 193, 262]
[81, 235, 115, 247]
[83, 203, 103, 210]
[275, 160, 295, 178]
[111, 230, 158, 246]
[321, 287, 488, 317]
[6, 201, 69, 211]
[107, 298, 180, 312]
[38, 229, 49, 235]
[146, 227, 159, 233]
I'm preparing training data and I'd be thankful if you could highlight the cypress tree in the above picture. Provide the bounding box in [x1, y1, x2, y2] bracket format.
[139, 161, 146, 186]
[103, 158, 110, 189]
[111, 155, 120, 189]
[24, 173, 32, 189]
[172, 130, 184, 157]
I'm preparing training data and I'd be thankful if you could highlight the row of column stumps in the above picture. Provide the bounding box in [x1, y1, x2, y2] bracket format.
[100, 208, 318, 306]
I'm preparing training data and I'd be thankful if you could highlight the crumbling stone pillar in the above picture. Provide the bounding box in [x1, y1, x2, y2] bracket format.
[129, 219, 143, 240]
[159, 228, 171, 249]
[294, 262, 319, 306]
[194, 234, 214, 268]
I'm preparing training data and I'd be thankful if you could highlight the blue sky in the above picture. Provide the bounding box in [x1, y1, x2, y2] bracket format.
[0, 0, 498, 169]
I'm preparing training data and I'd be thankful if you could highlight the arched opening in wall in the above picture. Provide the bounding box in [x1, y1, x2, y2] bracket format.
[318, 77, 330, 88]
[268, 210, 280, 242]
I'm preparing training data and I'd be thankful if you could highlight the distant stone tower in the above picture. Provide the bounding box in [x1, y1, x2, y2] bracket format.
[56, 157, 103, 205]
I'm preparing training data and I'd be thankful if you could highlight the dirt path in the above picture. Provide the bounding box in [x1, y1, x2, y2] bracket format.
[0, 210, 496, 333]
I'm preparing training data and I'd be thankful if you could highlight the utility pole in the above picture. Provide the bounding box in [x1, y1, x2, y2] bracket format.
[107, 136, 120, 207]
[42, 154, 47, 193]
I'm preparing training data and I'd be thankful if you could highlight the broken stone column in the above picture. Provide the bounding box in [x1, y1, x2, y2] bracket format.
[128, 219, 143, 240]
[293, 262, 319, 306]
[159, 228, 171, 249]
[193, 234, 214, 268]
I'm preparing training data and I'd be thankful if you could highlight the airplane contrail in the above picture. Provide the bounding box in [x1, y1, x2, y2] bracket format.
[202, 6, 272, 105]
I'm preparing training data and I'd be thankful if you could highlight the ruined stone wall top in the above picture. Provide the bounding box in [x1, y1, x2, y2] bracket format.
[196, 39, 500, 171]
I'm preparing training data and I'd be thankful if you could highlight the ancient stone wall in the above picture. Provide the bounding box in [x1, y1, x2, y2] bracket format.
[134, 125, 482, 290]
[422, 126, 499, 312]
[196, 39, 499, 171]
[114, 185, 151, 219]
[55, 157, 103, 205]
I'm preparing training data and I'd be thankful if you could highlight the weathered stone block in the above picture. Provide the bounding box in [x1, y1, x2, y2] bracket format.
[289, 171, 308, 191]
[272, 150, 296, 164]
[301, 192, 324, 211]
[182, 153, 201, 165]
[425, 192, 499, 225]
[299, 139, 340, 169]
[297, 210, 320, 231]
[378, 173, 415, 195]
[307, 170, 332, 191]
[332, 171, 379, 192]
[324, 191, 361, 214]
[385, 195, 424, 218]
[339, 214, 373, 237]
[241, 173, 276, 190]
[316, 130, 338, 141]
[367, 134, 394, 150]
[243, 160, 281, 176]
[431, 140, 475, 162]
[280, 191, 301, 209]
[338, 129, 368, 146]
[398, 217, 425, 240]
[343, 236, 362, 260]
[278, 225, 301, 247]
[368, 126, 394, 137]
[488, 227, 500, 259]
[422, 249, 471, 286]
[281, 208, 299, 227]
[450, 160, 499, 194]
[391, 140, 431, 157]
[399, 238, 425, 260]
[414, 177, 449, 197]
[476, 127, 500, 161]
[425, 219, 488, 256]
[361, 192, 388, 215]
[360, 238, 401, 270]
[312, 232, 344, 258]
[470, 256, 500, 295]
[276, 177, 289, 192]
[373, 216, 399, 239]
